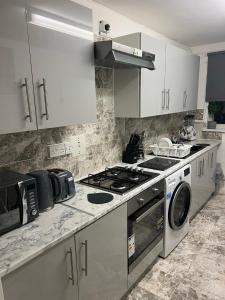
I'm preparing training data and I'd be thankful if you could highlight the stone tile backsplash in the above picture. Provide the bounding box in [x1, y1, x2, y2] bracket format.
[0, 67, 202, 179]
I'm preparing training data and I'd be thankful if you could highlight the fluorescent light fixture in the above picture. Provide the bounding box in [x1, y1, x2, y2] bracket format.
[29, 13, 93, 41]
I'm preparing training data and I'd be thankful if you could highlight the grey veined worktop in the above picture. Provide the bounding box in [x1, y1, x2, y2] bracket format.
[0, 139, 221, 295]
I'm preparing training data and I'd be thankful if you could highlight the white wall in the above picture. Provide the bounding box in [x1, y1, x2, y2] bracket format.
[72, 0, 190, 50]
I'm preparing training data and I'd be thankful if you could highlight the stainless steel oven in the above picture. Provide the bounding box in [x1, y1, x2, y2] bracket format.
[127, 180, 164, 275]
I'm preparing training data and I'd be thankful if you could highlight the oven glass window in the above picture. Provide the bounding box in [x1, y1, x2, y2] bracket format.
[128, 199, 164, 266]
[0, 186, 21, 236]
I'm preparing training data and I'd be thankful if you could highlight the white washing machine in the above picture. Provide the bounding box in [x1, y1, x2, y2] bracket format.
[161, 164, 192, 258]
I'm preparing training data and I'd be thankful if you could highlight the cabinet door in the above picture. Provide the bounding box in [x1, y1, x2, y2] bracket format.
[27, 0, 96, 129]
[201, 152, 212, 201]
[165, 44, 189, 114]
[2, 236, 78, 300]
[140, 34, 166, 117]
[185, 54, 200, 111]
[76, 204, 127, 300]
[208, 147, 217, 195]
[190, 156, 207, 219]
[0, 0, 37, 134]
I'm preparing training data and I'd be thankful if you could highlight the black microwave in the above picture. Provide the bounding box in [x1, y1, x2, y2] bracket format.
[0, 170, 39, 237]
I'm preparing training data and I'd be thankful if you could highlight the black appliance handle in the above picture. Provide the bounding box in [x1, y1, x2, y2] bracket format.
[49, 173, 62, 198]
[135, 198, 164, 223]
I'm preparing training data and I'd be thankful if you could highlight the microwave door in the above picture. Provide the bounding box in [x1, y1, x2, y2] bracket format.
[0, 186, 21, 236]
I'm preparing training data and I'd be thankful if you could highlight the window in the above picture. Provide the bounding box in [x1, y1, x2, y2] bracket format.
[206, 51, 225, 124]
[208, 101, 225, 124]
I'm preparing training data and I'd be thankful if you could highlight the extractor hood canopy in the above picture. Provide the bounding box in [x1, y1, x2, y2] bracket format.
[94, 40, 155, 70]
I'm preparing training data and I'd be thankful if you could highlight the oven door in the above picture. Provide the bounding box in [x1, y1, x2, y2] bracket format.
[128, 196, 164, 272]
[0, 185, 22, 236]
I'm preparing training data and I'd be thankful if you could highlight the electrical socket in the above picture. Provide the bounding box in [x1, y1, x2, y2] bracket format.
[64, 142, 76, 155]
[48, 143, 65, 158]
[64, 135, 86, 157]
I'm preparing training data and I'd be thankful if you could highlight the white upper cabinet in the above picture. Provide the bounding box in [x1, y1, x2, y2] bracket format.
[114, 32, 200, 118]
[164, 44, 189, 114]
[26, 0, 96, 129]
[114, 33, 166, 118]
[0, 0, 96, 134]
[0, 0, 36, 134]
[140, 34, 166, 117]
[185, 54, 200, 111]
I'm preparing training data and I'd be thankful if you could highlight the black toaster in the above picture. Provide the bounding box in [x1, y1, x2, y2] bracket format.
[47, 169, 76, 203]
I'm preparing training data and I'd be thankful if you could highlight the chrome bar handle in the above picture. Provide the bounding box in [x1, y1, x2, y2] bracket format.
[166, 89, 170, 109]
[21, 78, 32, 122]
[185, 90, 188, 108]
[211, 152, 214, 168]
[82, 240, 88, 276]
[202, 158, 205, 176]
[198, 160, 202, 177]
[183, 90, 187, 108]
[39, 78, 49, 120]
[66, 247, 75, 285]
[161, 90, 165, 108]
[136, 198, 164, 223]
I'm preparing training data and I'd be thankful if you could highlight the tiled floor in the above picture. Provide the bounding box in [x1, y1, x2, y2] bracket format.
[127, 193, 225, 300]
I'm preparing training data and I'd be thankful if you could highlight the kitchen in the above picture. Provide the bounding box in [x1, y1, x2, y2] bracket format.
[0, 0, 224, 299]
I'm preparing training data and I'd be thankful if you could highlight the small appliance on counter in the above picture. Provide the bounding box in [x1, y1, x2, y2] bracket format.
[48, 169, 76, 203]
[28, 170, 54, 212]
[178, 114, 197, 141]
[122, 131, 145, 164]
[0, 170, 39, 237]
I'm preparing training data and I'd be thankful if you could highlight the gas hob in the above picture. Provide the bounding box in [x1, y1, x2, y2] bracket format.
[80, 166, 159, 195]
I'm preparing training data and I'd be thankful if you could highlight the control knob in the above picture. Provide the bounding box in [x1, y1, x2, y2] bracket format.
[137, 198, 145, 205]
[152, 187, 159, 194]
[31, 209, 38, 216]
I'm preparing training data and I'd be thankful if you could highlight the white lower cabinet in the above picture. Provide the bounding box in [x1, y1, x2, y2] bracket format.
[2, 204, 128, 300]
[75, 203, 128, 300]
[190, 148, 217, 219]
[2, 236, 78, 300]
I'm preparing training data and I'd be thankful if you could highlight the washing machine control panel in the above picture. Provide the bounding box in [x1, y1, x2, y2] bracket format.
[184, 167, 190, 176]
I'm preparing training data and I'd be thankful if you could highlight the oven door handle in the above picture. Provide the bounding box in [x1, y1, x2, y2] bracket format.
[135, 198, 164, 223]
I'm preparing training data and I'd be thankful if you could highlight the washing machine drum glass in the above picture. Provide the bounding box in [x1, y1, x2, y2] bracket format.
[169, 182, 191, 230]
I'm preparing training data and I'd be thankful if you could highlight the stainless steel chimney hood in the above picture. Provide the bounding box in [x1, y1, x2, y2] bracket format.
[94, 40, 155, 70]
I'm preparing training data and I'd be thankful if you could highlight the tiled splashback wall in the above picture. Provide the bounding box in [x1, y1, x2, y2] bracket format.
[0, 68, 203, 179]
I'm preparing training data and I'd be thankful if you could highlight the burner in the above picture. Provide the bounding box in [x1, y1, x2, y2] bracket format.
[128, 174, 141, 182]
[107, 169, 121, 177]
[92, 175, 105, 183]
[111, 181, 129, 191]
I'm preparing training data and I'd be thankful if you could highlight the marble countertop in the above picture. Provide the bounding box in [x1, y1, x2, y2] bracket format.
[0, 139, 221, 283]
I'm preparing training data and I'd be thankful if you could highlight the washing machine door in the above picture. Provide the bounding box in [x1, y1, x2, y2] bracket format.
[169, 181, 191, 230]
